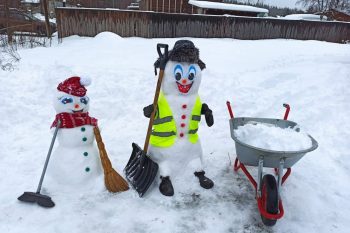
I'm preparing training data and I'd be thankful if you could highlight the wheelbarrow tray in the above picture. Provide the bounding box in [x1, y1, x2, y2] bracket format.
[230, 117, 318, 168]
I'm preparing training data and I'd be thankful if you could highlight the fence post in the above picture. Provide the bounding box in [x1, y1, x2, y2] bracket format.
[42, 0, 51, 38]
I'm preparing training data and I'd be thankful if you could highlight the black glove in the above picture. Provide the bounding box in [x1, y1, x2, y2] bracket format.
[201, 103, 214, 127]
[143, 104, 154, 118]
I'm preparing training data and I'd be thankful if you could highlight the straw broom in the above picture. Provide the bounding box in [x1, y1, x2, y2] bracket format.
[94, 127, 129, 193]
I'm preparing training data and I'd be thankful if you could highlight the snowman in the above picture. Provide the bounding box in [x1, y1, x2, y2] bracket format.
[144, 40, 214, 196]
[46, 76, 103, 191]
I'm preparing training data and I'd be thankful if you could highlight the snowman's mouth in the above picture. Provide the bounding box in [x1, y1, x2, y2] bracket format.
[176, 82, 192, 94]
[72, 109, 84, 113]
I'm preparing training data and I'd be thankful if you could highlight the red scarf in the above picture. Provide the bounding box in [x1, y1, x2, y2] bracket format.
[51, 112, 98, 129]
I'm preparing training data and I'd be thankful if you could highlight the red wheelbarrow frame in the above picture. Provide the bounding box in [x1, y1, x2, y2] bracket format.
[226, 101, 292, 221]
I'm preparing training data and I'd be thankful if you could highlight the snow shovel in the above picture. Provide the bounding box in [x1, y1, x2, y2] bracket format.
[17, 120, 61, 208]
[94, 126, 129, 193]
[124, 43, 169, 197]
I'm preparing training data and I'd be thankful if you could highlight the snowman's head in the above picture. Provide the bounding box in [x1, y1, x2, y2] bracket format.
[162, 61, 202, 96]
[53, 76, 91, 114]
[155, 40, 206, 97]
[53, 92, 90, 114]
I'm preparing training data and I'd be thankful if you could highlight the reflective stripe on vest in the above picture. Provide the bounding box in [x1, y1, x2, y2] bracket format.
[150, 92, 202, 147]
[188, 129, 198, 134]
[153, 116, 173, 125]
[151, 131, 176, 137]
[192, 115, 201, 121]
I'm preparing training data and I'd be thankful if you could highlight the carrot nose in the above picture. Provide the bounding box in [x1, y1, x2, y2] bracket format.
[74, 104, 80, 109]
[182, 79, 187, 85]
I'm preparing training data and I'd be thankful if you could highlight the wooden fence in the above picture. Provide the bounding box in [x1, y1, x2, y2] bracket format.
[55, 7, 350, 43]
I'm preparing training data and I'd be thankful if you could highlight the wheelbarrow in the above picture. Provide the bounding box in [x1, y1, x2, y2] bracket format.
[226, 101, 318, 226]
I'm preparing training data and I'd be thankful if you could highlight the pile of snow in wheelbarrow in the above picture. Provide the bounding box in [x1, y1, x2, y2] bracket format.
[0, 32, 350, 233]
[234, 122, 312, 151]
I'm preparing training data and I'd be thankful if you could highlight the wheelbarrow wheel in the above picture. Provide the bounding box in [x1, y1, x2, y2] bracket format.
[260, 174, 278, 226]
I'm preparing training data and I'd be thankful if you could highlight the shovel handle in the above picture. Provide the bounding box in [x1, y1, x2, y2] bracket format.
[143, 44, 169, 152]
[157, 44, 169, 70]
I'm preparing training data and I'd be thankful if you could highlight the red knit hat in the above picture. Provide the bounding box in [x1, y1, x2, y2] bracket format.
[57, 76, 91, 97]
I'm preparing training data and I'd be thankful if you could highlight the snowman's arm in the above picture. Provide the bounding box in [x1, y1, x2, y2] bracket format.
[201, 103, 214, 127]
[143, 104, 157, 118]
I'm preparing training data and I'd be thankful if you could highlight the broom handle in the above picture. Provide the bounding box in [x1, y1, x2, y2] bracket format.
[94, 127, 112, 172]
[143, 69, 165, 152]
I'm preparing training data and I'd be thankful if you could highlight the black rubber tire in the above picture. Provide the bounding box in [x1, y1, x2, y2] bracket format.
[260, 174, 279, 226]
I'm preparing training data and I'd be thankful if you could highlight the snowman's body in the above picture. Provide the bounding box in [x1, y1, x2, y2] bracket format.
[149, 94, 203, 177]
[48, 125, 102, 187]
[148, 61, 205, 178]
[46, 79, 103, 191]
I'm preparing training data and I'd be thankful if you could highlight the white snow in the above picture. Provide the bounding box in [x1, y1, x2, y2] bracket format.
[284, 14, 328, 21]
[234, 122, 312, 151]
[189, 0, 269, 13]
[21, 0, 40, 4]
[237, 0, 303, 10]
[0, 32, 350, 233]
[33, 13, 57, 23]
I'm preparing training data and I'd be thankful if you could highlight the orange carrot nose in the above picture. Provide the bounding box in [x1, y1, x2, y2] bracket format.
[182, 79, 187, 85]
[74, 104, 80, 109]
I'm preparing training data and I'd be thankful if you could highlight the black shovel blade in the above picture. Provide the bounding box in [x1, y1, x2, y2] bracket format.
[138, 162, 159, 197]
[18, 192, 55, 208]
[125, 143, 159, 197]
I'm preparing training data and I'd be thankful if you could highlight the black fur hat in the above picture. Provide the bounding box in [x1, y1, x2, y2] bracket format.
[154, 40, 206, 71]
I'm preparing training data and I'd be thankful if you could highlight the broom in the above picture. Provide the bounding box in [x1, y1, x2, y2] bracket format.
[94, 126, 129, 193]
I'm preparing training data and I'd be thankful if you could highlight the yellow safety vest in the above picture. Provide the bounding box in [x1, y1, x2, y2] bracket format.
[150, 92, 202, 148]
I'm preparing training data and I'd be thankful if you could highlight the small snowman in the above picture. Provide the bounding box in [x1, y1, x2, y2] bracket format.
[144, 40, 214, 196]
[47, 76, 103, 191]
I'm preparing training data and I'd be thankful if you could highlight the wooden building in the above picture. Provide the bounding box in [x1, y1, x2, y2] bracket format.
[321, 9, 350, 22]
[139, 0, 268, 17]
[139, 0, 221, 14]
[65, 0, 133, 9]
[0, 0, 20, 9]
[188, 0, 268, 17]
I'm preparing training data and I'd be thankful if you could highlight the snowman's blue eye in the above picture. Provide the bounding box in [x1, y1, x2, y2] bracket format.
[80, 97, 89, 105]
[61, 97, 73, 104]
[174, 64, 183, 81]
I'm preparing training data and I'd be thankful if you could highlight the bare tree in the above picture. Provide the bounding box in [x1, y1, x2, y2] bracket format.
[0, 35, 20, 71]
[297, 0, 350, 12]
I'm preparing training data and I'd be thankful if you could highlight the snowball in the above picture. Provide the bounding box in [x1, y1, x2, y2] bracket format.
[80, 76, 91, 86]
[234, 122, 312, 152]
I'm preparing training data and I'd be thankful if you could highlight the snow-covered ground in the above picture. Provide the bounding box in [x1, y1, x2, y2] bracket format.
[0, 33, 349, 233]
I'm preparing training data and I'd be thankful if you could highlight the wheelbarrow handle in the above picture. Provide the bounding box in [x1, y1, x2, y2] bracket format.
[226, 101, 234, 119]
[283, 103, 290, 120]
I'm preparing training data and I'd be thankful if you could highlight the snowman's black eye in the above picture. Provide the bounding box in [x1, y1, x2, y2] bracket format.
[188, 65, 196, 81]
[175, 72, 181, 81]
[61, 97, 73, 104]
[80, 97, 89, 105]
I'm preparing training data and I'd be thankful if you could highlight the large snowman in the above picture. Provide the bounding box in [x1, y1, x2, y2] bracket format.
[46, 76, 103, 191]
[145, 40, 214, 196]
